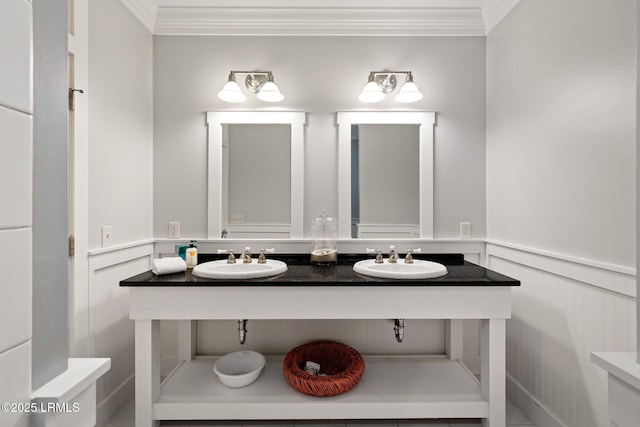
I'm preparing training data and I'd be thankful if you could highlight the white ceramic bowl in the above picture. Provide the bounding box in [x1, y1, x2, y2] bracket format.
[213, 350, 266, 388]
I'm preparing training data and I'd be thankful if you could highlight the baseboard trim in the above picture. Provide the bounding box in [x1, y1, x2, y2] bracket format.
[506, 373, 565, 427]
[95, 372, 134, 427]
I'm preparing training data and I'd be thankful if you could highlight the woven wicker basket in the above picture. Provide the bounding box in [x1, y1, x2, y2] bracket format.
[283, 340, 365, 397]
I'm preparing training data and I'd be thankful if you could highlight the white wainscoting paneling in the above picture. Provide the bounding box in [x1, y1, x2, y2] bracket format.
[486, 240, 636, 297]
[86, 241, 153, 426]
[487, 242, 636, 427]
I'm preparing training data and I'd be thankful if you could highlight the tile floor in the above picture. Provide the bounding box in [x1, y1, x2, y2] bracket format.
[105, 398, 534, 427]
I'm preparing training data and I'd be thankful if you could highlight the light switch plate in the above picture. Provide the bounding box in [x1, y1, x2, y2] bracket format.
[230, 213, 244, 224]
[101, 225, 113, 247]
[460, 222, 471, 239]
[169, 222, 180, 239]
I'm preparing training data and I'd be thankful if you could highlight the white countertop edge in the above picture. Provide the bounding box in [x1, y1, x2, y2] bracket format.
[591, 352, 640, 390]
[32, 358, 111, 403]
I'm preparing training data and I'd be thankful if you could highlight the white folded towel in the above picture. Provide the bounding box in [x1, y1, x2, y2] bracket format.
[152, 257, 187, 275]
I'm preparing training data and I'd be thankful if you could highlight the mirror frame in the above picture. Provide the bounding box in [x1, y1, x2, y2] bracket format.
[336, 111, 436, 239]
[206, 111, 307, 239]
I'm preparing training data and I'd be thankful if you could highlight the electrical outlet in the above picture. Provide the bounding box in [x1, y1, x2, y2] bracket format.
[230, 213, 244, 224]
[101, 225, 113, 247]
[460, 222, 471, 239]
[169, 222, 180, 239]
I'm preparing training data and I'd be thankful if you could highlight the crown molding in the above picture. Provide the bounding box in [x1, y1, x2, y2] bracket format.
[481, 0, 521, 33]
[119, 0, 158, 33]
[154, 7, 486, 36]
[120, 0, 521, 36]
[156, 0, 483, 8]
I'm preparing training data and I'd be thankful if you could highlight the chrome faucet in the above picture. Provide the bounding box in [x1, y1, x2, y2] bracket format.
[242, 247, 252, 263]
[404, 249, 414, 264]
[227, 250, 236, 264]
[388, 245, 398, 263]
[257, 249, 266, 264]
[375, 249, 384, 264]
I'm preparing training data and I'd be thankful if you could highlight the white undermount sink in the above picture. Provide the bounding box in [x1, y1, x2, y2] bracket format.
[192, 259, 288, 279]
[353, 258, 448, 279]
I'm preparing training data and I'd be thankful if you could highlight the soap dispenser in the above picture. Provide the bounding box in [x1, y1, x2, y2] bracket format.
[185, 241, 198, 269]
[310, 210, 338, 264]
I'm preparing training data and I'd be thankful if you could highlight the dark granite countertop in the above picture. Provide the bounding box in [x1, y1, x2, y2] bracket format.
[120, 253, 520, 287]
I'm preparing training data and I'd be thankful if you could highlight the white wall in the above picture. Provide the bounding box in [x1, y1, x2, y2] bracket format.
[486, 0, 636, 268]
[89, 0, 154, 249]
[486, 0, 637, 425]
[153, 35, 487, 239]
[85, 0, 154, 423]
[0, 0, 32, 425]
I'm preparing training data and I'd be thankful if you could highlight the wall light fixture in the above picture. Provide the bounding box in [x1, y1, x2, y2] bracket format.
[358, 71, 423, 104]
[217, 70, 284, 103]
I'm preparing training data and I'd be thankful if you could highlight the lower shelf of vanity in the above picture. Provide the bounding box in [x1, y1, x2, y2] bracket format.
[155, 355, 488, 421]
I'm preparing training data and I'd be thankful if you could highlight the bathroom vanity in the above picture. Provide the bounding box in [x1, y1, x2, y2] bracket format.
[121, 254, 519, 427]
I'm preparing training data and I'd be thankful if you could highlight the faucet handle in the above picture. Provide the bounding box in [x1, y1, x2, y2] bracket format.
[404, 249, 414, 264]
[243, 247, 252, 263]
[375, 249, 384, 264]
[227, 250, 236, 264]
[257, 249, 267, 264]
[388, 245, 398, 263]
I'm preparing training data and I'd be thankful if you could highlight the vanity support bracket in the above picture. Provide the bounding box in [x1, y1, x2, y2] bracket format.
[445, 319, 463, 360]
[178, 320, 197, 361]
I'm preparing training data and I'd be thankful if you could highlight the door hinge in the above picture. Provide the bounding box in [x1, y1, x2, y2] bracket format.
[68, 235, 75, 257]
[68, 88, 84, 111]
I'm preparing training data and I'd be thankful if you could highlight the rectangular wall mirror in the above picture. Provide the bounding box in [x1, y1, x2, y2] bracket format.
[337, 111, 436, 239]
[351, 123, 420, 238]
[206, 111, 306, 239]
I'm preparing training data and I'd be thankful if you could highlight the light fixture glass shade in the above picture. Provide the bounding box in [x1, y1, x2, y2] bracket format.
[217, 80, 246, 103]
[358, 81, 385, 103]
[395, 81, 423, 103]
[256, 81, 284, 102]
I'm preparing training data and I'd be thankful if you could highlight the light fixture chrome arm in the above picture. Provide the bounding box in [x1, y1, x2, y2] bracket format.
[217, 70, 284, 103]
[366, 71, 414, 93]
[358, 70, 423, 104]
[229, 70, 274, 93]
